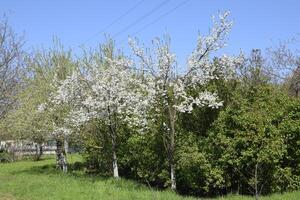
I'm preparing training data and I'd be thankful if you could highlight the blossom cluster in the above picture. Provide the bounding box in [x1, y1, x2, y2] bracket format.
[129, 12, 243, 115]
[51, 56, 152, 131]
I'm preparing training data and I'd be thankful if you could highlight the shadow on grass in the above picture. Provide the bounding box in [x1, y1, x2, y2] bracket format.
[10, 161, 146, 191]
[11, 161, 89, 177]
[11, 161, 119, 182]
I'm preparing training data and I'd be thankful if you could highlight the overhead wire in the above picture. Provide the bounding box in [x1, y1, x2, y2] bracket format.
[80, 0, 147, 45]
[117, 0, 191, 46]
[112, 0, 171, 39]
[78, 0, 192, 50]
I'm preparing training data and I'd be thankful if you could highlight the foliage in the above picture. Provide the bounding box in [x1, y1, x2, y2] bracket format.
[0, 149, 13, 163]
[206, 83, 300, 195]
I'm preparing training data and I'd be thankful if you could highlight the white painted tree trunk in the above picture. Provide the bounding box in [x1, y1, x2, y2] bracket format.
[64, 139, 68, 154]
[170, 163, 176, 190]
[111, 132, 119, 178]
[112, 147, 119, 178]
[168, 105, 176, 190]
[35, 143, 43, 161]
[108, 118, 119, 178]
[56, 140, 68, 173]
[62, 154, 68, 173]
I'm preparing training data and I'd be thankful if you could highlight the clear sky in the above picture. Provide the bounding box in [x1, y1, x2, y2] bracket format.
[1, 0, 300, 65]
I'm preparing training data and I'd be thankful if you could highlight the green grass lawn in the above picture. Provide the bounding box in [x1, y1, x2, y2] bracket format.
[0, 154, 299, 200]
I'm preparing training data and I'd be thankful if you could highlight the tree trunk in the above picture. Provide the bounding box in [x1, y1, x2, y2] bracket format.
[64, 139, 68, 154]
[255, 163, 259, 200]
[170, 162, 176, 190]
[107, 104, 119, 178]
[39, 145, 43, 157]
[56, 140, 68, 173]
[168, 106, 176, 190]
[35, 143, 43, 161]
[111, 131, 119, 178]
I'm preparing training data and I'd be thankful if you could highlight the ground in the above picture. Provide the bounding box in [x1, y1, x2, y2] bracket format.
[0, 155, 299, 200]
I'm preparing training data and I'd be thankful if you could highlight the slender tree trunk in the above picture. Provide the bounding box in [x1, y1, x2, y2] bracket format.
[170, 161, 176, 190]
[169, 124, 176, 190]
[56, 140, 68, 173]
[107, 104, 119, 178]
[255, 163, 259, 200]
[56, 141, 60, 167]
[111, 129, 119, 178]
[39, 144, 43, 157]
[35, 143, 39, 160]
[168, 106, 176, 190]
[35, 143, 43, 161]
[64, 139, 68, 154]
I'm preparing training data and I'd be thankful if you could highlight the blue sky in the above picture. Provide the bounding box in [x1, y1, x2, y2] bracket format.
[1, 0, 300, 65]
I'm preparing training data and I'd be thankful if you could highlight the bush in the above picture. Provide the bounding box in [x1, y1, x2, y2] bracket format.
[0, 149, 13, 163]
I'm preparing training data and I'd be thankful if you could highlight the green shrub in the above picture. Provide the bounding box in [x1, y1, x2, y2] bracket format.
[0, 149, 13, 163]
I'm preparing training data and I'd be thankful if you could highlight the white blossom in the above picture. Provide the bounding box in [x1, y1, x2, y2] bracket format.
[51, 55, 152, 131]
[37, 103, 47, 113]
[129, 11, 239, 116]
[52, 126, 71, 137]
[48, 11, 241, 137]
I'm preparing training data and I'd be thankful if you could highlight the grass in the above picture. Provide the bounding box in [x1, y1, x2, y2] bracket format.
[0, 154, 299, 200]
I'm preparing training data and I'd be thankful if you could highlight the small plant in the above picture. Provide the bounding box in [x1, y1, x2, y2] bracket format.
[0, 149, 13, 163]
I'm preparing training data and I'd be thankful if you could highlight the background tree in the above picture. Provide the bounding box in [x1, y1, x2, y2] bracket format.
[3, 40, 76, 164]
[36, 42, 77, 171]
[0, 16, 25, 120]
[266, 39, 300, 96]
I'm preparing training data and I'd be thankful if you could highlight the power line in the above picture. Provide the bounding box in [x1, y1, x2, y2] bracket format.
[81, 0, 146, 45]
[118, 0, 191, 46]
[112, 0, 171, 39]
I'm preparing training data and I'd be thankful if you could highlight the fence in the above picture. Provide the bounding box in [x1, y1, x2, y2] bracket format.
[0, 140, 57, 155]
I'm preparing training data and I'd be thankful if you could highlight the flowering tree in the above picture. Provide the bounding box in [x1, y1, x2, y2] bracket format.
[53, 43, 151, 177]
[37, 100, 71, 172]
[34, 45, 76, 172]
[47, 71, 78, 173]
[129, 11, 244, 190]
